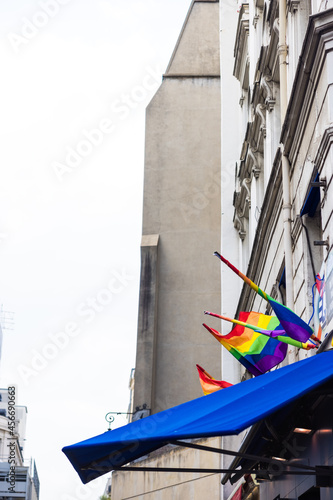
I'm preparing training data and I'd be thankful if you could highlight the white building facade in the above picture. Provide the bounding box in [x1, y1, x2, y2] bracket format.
[220, 1, 333, 499]
[0, 389, 39, 500]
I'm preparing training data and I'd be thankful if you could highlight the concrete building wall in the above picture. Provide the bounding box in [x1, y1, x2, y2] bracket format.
[0, 390, 39, 500]
[112, 438, 223, 500]
[133, 0, 222, 417]
[113, 3, 224, 499]
[166, 0, 220, 76]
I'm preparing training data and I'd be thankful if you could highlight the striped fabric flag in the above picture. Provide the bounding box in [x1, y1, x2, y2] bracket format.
[214, 252, 316, 343]
[205, 311, 317, 350]
[267, 297, 315, 343]
[196, 364, 233, 395]
[314, 273, 325, 341]
[203, 311, 288, 376]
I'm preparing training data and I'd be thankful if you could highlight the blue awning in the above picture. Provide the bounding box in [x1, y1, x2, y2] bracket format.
[278, 267, 285, 288]
[63, 351, 333, 484]
[300, 171, 320, 217]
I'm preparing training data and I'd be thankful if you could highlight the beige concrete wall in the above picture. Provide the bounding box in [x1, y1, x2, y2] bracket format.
[122, 2, 222, 499]
[166, 1, 220, 77]
[133, 235, 159, 418]
[145, 76, 221, 414]
[111, 437, 223, 500]
[133, 0, 221, 416]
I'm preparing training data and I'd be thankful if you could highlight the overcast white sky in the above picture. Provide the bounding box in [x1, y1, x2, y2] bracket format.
[0, 1, 191, 498]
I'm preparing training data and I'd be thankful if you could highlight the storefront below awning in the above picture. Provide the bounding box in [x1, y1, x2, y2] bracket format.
[222, 375, 333, 487]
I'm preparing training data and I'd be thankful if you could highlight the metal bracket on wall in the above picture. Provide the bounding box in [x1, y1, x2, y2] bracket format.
[105, 405, 151, 430]
[311, 177, 327, 194]
[314, 238, 330, 250]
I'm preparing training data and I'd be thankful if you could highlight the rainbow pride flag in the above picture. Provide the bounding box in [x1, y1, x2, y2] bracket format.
[203, 311, 288, 376]
[205, 311, 317, 350]
[196, 364, 233, 395]
[214, 252, 316, 343]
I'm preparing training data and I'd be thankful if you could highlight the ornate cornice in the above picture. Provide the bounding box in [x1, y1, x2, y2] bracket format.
[314, 124, 333, 173]
[255, 0, 264, 10]
[234, 211, 247, 240]
[281, 9, 333, 158]
[256, 103, 266, 138]
[260, 75, 276, 111]
[291, 215, 302, 252]
[236, 148, 283, 314]
[248, 147, 263, 179]
[242, 177, 252, 209]
[233, 4, 250, 84]
[287, 0, 301, 13]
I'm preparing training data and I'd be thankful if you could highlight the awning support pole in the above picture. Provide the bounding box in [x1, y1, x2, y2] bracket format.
[171, 440, 317, 472]
[111, 466, 333, 476]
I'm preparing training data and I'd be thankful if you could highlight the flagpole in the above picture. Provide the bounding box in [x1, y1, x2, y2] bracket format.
[214, 252, 320, 343]
[214, 251, 269, 300]
[204, 311, 317, 351]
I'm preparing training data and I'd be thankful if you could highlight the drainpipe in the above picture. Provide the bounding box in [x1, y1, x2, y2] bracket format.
[278, 0, 294, 309]
[279, 0, 288, 118]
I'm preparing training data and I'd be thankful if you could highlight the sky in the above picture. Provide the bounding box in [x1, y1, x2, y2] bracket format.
[0, 1, 191, 498]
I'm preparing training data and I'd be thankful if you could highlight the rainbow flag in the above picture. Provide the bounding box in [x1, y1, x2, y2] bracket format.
[205, 311, 317, 350]
[203, 311, 288, 376]
[314, 273, 325, 341]
[214, 252, 316, 343]
[196, 364, 233, 395]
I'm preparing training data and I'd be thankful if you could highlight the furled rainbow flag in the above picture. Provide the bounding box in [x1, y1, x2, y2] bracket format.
[214, 252, 318, 343]
[196, 364, 233, 395]
[203, 311, 288, 376]
[314, 273, 325, 341]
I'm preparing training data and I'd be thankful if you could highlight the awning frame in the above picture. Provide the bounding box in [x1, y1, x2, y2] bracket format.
[111, 466, 333, 478]
[63, 351, 333, 485]
[83, 439, 333, 479]
[222, 380, 333, 485]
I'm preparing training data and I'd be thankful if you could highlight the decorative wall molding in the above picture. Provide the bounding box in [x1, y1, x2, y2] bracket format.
[287, 0, 301, 13]
[281, 9, 333, 158]
[260, 75, 276, 111]
[242, 177, 252, 209]
[236, 149, 283, 315]
[248, 148, 262, 178]
[255, 103, 267, 137]
[314, 125, 333, 174]
[234, 211, 247, 240]
[233, 4, 250, 84]
[291, 215, 302, 252]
